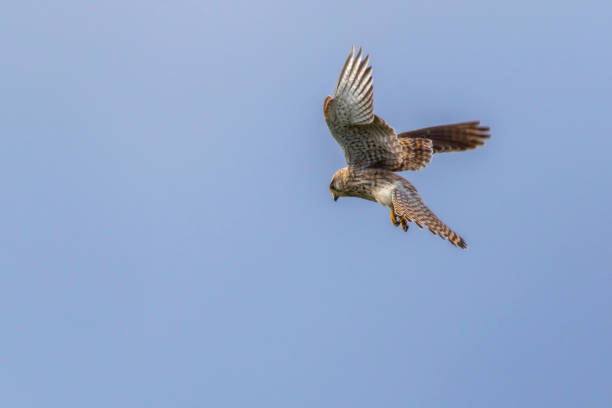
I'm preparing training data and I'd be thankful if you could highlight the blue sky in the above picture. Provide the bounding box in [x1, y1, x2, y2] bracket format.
[2, 1, 611, 407]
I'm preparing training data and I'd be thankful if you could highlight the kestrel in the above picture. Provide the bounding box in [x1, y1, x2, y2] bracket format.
[325, 46, 490, 249]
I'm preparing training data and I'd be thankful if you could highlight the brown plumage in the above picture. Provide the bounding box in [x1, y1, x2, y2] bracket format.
[325, 46, 490, 249]
[398, 121, 490, 153]
[397, 138, 433, 171]
[391, 178, 467, 249]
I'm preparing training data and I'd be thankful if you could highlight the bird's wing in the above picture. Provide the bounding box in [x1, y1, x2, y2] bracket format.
[392, 177, 467, 249]
[326, 46, 374, 126]
[325, 47, 432, 170]
[393, 137, 433, 171]
[337, 115, 431, 169]
[397, 121, 490, 153]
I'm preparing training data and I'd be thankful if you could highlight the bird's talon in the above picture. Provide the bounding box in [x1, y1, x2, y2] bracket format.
[390, 207, 401, 227]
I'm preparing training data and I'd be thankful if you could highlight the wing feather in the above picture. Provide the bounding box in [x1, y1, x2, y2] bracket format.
[325, 47, 456, 171]
[398, 121, 490, 153]
[329, 46, 374, 126]
[392, 179, 467, 249]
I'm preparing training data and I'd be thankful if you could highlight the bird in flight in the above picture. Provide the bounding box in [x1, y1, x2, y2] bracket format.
[324, 46, 489, 249]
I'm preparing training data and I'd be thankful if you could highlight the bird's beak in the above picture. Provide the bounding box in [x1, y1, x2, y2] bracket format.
[331, 191, 338, 201]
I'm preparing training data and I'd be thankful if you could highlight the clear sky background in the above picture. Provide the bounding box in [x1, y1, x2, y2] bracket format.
[2, 1, 611, 407]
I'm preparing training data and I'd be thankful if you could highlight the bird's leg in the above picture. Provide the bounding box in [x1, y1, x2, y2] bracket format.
[390, 206, 401, 227]
[400, 217, 409, 232]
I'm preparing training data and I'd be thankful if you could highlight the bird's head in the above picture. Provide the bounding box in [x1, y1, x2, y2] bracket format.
[329, 168, 349, 202]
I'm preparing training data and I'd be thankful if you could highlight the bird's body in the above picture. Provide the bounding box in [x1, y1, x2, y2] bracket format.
[325, 46, 489, 249]
[330, 167, 396, 204]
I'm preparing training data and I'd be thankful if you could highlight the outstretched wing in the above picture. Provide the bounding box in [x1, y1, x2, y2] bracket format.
[392, 177, 467, 249]
[398, 121, 490, 153]
[325, 47, 432, 170]
[326, 46, 374, 126]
